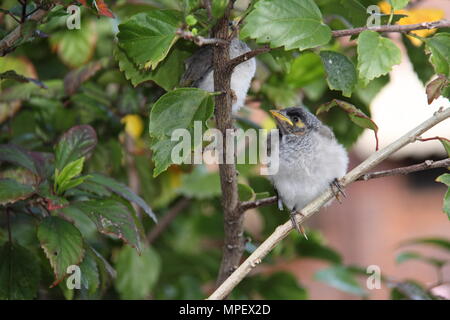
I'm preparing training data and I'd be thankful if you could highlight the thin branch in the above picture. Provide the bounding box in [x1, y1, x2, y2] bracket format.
[357, 158, 450, 181]
[176, 29, 228, 46]
[227, 19, 450, 69]
[240, 158, 450, 211]
[227, 46, 271, 70]
[0, 4, 54, 56]
[208, 107, 450, 300]
[331, 19, 450, 38]
[147, 197, 191, 244]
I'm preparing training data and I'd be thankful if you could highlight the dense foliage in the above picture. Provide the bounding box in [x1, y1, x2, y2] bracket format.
[0, 0, 449, 300]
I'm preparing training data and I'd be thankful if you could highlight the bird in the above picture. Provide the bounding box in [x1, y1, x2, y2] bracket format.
[267, 106, 349, 238]
[180, 38, 256, 113]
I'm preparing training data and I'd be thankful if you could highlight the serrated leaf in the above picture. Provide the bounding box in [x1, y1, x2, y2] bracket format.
[149, 88, 214, 177]
[320, 51, 357, 97]
[55, 125, 97, 171]
[426, 75, 448, 105]
[315, 265, 367, 297]
[317, 99, 379, 149]
[71, 200, 141, 252]
[0, 179, 34, 205]
[357, 31, 401, 85]
[426, 33, 450, 77]
[115, 44, 190, 90]
[114, 245, 161, 300]
[241, 0, 332, 51]
[0, 242, 40, 299]
[117, 10, 182, 70]
[88, 174, 157, 223]
[37, 217, 85, 286]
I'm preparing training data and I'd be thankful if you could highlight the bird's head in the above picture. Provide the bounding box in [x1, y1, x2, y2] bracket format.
[270, 107, 319, 136]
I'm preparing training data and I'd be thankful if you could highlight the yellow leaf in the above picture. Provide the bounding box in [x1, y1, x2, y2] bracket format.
[378, 2, 444, 46]
[121, 114, 144, 139]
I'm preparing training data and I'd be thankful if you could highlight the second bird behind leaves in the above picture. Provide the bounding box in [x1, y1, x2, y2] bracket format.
[268, 107, 349, 238]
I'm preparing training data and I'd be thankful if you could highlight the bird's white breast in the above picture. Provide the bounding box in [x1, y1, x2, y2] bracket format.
[269, 132, 348, 211]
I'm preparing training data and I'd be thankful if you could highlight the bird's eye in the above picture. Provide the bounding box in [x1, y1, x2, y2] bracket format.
[292, 116, 300, 123]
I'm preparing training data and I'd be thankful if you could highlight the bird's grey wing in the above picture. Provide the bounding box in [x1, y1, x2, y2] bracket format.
[317, 124, 336, 140]
[180, 45, 214, 87]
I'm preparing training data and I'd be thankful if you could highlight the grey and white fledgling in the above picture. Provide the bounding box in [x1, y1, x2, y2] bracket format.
[267, 107, 349, 237]
[180, 38, 256, 113]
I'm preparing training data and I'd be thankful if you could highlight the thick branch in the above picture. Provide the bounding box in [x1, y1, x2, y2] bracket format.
[0, 5, 53, 56]
[241, 158, 450, 211]
[208, 107, 450, 300]
[331, 19, 450, 38]
[147, 197, 191, 244]
[213, 6, 244, 287]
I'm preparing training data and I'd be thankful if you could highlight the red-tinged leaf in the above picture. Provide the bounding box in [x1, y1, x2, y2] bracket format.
[0, 179, 34, 205]
[317, 99, 379, 150]
[426, 75, 448, 105]
[93, 0, 114, 18]
[64, 61, 104, 95]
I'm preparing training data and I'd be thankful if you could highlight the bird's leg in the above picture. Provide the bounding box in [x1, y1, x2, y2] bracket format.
[330, 178, 346, 203]
[274, 189, 283, 211]
[290, 209, 308, 240]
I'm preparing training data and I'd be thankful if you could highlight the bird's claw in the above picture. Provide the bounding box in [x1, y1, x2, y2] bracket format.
[330, 178, 346, 203]
[290, 211, 308, 240]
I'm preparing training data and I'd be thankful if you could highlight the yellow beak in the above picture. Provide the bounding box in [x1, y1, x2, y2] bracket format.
[270, 110, 293, 127]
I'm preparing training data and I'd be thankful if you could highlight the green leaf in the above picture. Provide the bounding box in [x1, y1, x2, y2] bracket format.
[117, 10, 182, 70]
[149, 88, 214, 176]
[79, 248, 100, 296]
[238, 184, 255, 202]
[426, 33, 450, 77]
[0, 242, 40, 299]
[55, 125, 97, 172]
[390, 280, 434, 300]
[402, 35, 435, 84]
[49, 22, 97, 68]
[178, 166, 221, 199]
[258, 272, 307, 300]
[439, 139, 450, 158]
[389, 0, 409, 10]
[285, 52, 325, 88]
[71, 199, 141, 252]
[357, 31, 401, 85]
[396, 251, 445, 268]
[88, 173, 157, 223]
[0, 144, 42, 176]
[241, 0, 332, 50]
[114, 245, 161, 300]
[315, 265, 367, 297]
[320, 50, 357, 97]
[55, 157, 85, 194]
[317, 99, 379, 149]
[295, 231, 342, 264]
[0, 179, 34, 205]
[37, 217, 85, 286]
[115, 44, 190, 90]
[403, 237, 450, 252]
[436, 174, 450, 218]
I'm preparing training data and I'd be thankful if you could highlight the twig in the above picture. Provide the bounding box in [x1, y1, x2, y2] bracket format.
[227, 46, 271, 70]
[417, 136, 450, 143]
[176, 29, 228, 46]
[0, 4, 54, 56]
[240, 158, 450, 211]
[208, 107, 450, 300]
[331, 19, 450, 38]
[147, 197, 191, 244]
